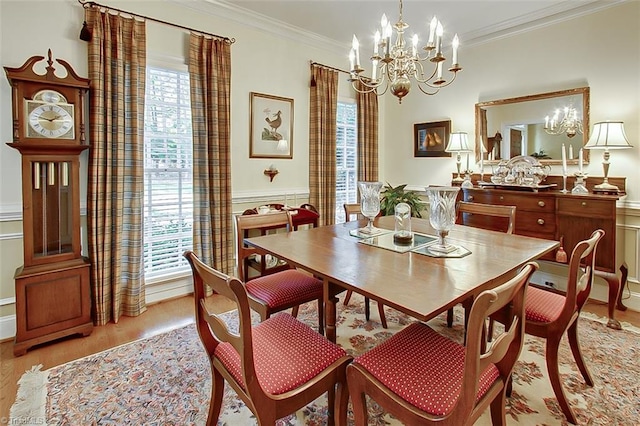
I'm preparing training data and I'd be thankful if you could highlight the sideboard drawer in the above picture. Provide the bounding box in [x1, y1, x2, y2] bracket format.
[557, 198, 613, 218]
[515, 212, 556, 237]
[465, 191, 555, 213]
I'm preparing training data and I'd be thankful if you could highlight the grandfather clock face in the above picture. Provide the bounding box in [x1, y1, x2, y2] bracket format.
[25, 90, 75, 139]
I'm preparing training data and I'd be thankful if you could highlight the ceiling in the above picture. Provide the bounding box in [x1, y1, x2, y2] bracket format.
[214, 0, 611, 48]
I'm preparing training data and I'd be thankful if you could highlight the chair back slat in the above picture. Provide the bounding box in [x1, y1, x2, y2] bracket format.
[563, 229, 604, 316]
[184, 251, 257, 381]
[235, 211, 293, 281]
[457, 201, 516, 234]
[461, 261, 538, 415]
[343, 203, 362, 222]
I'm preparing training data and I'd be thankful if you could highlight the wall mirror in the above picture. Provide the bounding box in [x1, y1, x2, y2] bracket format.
[475, 87, 590, 165]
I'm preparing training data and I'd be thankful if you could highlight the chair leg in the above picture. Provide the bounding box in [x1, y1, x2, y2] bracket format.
[335, 381, 349, 426]
[349, 389, 368, 426]
[489, 389, 507, 426]
[364, 297, 371, 321]
[447, 307, 454, 327]
[377, 302, 388, 329]
[317, 298, 325, 336]
[567, 320, 593, 386]
[291, 305, 300, 318]
[546, 337, 579, 424]
[343, 290, 353, 306]
[327, 385, 336, 426]
[207, 369, 225, 426]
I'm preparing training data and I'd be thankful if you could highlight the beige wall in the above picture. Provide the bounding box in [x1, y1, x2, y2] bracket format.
[1, 0, 638, 339]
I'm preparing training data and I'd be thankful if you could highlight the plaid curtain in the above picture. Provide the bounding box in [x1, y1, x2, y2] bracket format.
[356, 82, 379, 182]
[188, 34, 234, 275]
[309, 64, 338, 226]
[86, 8, 147, 325]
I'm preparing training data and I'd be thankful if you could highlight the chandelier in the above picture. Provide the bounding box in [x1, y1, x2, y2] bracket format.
[348, 0, 461, 104]
[544, 106, 583, 138]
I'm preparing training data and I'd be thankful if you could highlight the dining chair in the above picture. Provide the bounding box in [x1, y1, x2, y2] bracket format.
[236, 211, 324, 333]
[447, 201, 517, 327]
[342, 203, 388, 329]
[347, 261, 538, 425]
[184, 251, 352, 426]
[490, 229, 604, 424]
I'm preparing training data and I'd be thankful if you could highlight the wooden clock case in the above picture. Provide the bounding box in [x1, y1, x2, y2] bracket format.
[5, 50, 93, 356]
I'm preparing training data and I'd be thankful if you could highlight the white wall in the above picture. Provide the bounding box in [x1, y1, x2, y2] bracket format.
[1, 0, 639, 339]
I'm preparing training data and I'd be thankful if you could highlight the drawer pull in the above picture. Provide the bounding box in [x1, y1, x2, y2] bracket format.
[499, 196, 504, 201]
[538, 201, 545, 207]
[468, 195, 474, 201]
[537, 219, 545, 225]
[582, 201, 587, 207]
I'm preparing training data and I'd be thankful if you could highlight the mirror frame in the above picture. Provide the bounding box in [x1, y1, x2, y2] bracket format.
[475, 86, 590, 165]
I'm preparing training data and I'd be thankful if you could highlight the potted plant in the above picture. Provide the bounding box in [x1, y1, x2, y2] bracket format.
[380, 182, 425, 218]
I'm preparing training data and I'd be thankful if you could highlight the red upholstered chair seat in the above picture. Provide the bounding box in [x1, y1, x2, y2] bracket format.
[525, 286, 566, 323]
[354, 321, 499, 416]
[215, 312, 347, 395]
[245, 270, 323, 310]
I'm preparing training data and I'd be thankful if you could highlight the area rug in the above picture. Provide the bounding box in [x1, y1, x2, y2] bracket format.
[10, 294, 640, 425]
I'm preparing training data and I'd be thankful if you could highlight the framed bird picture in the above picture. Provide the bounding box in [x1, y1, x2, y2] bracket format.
[249, 92, 294, 159]
[414, 120, 451, 157]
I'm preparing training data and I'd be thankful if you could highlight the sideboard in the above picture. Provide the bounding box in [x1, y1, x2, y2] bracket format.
[458, 174, 627, 329]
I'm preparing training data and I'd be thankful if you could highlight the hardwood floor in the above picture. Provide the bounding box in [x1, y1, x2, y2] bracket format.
[1, 295, 637, 419]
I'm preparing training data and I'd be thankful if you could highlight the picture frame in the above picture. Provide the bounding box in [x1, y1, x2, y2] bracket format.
[249, 92, 294, 159]
[414, 120, 451, 157]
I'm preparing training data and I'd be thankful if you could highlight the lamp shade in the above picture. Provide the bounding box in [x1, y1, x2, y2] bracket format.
[276, 139, 289, 152]
[585, 121, 633, 150]
[445, 132, 472, 152]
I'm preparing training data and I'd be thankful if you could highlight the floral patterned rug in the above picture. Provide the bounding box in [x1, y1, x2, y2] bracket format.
[10, 294, 640, 425]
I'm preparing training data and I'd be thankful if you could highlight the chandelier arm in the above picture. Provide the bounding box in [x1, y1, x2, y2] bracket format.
[415, 83, 440, 96]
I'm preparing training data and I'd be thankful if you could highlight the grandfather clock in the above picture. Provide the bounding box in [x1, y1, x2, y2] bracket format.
[5, 50, 93, 356]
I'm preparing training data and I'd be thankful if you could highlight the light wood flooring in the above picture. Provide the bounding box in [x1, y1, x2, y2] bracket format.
[1, 295, 638, 419]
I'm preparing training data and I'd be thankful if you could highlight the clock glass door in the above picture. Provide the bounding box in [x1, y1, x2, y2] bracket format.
[31, 161, 73, 258]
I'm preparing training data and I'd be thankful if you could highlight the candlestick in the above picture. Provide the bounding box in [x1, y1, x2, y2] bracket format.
[561, 143, 568, 176]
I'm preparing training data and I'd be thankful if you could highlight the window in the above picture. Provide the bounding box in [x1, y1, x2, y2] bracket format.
[336, 101, 358, 223]
[143, 67, 193, 279]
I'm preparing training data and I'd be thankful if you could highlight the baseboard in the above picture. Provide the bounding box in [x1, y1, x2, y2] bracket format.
[0, 314, 16, 342]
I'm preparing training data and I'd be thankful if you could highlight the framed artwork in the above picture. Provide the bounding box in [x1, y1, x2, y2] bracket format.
[414, 120, 451, 157]
[249, 92, 294, 159]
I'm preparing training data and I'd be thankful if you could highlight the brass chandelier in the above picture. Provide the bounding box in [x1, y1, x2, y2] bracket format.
[348, 0, 462, 104]
[544, 106, 583, 138]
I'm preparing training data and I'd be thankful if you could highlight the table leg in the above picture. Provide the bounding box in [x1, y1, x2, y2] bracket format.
[324, 279, 340, 343]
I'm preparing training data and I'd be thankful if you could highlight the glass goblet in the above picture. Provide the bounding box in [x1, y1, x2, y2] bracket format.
[425, 186, 460, 253]
[358, 181, 383, 234]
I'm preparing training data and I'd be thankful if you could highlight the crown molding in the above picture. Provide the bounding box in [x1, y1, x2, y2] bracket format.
[463, 0, 628, 47]
[170, 0, 346, 53]
[170, 0, 626, 54]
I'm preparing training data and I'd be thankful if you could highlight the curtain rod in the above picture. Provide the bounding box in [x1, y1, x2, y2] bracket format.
[79, 0, 235, 44]
[310, 61, 349, 75]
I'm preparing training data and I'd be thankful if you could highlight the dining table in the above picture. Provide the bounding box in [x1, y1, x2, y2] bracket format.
[245, 215, 559, 343]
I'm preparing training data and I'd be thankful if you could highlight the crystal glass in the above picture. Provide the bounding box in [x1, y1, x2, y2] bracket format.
[358, 181, 383, 234]
[425, 186, 460, 253]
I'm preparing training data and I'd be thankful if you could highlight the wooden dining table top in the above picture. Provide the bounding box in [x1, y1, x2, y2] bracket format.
[245, 215, 559, 332]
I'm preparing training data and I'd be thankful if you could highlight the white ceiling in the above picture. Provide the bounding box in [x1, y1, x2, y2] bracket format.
[212, 0, 616, 48]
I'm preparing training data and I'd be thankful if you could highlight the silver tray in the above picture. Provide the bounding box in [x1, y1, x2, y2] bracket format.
[478, 182, 557, 192]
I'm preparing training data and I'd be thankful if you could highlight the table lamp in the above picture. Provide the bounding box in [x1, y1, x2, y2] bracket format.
[445, 132, 472, 183]
[584, 121, 632, 194]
